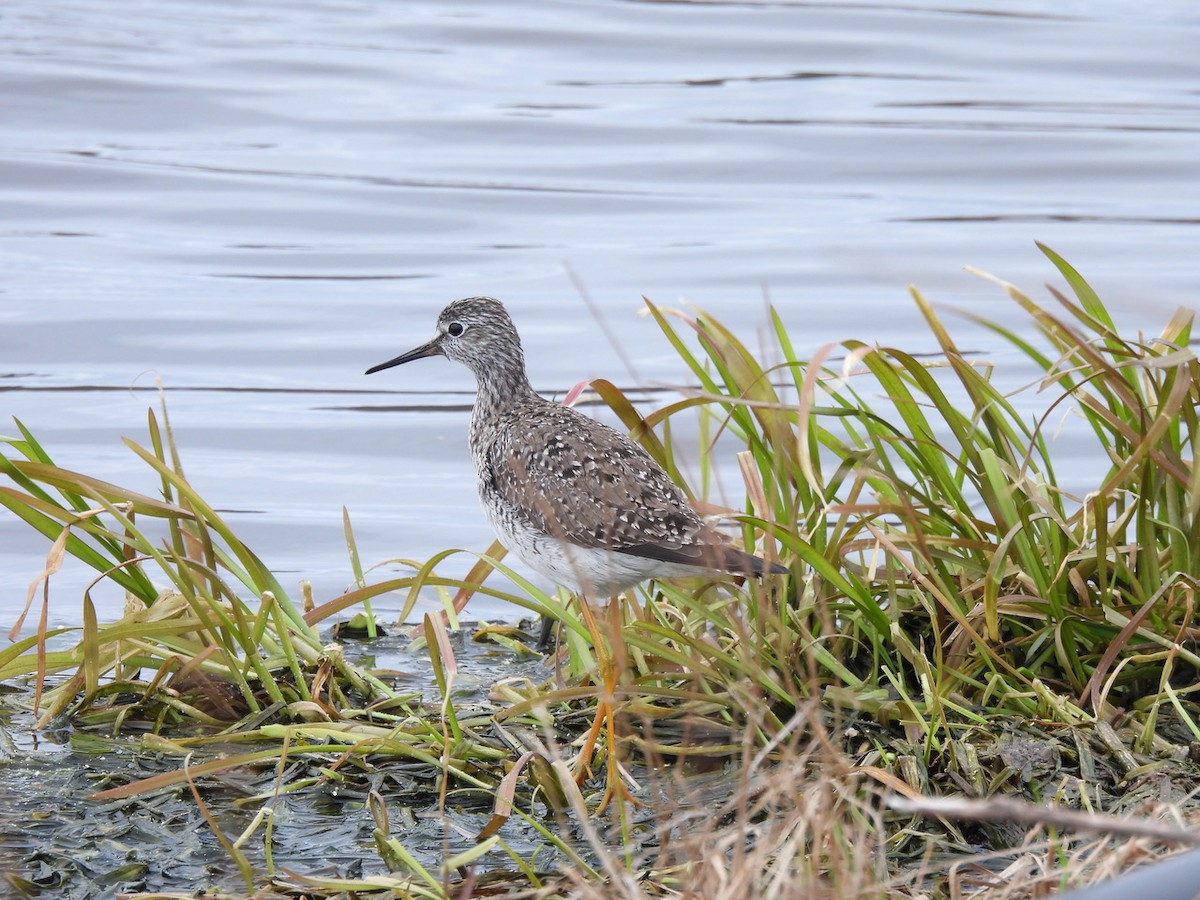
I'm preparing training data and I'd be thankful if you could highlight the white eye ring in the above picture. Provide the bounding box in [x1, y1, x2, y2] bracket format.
[446, 321, 466, 337]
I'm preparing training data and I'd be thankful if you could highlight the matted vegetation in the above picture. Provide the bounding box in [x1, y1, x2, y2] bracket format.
[3, 245, 1200, 898]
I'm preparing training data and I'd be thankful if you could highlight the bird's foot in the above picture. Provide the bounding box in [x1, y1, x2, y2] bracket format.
[572, 690, 644, 813]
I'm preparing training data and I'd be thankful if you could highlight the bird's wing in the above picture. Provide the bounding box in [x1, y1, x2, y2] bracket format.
[481, 401, 709, 552]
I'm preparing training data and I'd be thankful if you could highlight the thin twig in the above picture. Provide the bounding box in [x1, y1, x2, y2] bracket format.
[889, 794, 1200, 846]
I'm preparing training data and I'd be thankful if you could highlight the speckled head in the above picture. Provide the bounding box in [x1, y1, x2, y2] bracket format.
[365, 296, 529, 384]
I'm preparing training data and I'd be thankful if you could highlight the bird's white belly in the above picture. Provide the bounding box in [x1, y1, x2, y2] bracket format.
[484, 504, 694, 596]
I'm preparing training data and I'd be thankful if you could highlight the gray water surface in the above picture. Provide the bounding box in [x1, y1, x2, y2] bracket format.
[2, 0, 1197, 627]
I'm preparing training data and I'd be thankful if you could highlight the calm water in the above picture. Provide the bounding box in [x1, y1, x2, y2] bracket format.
[2, 0, 1198, 627]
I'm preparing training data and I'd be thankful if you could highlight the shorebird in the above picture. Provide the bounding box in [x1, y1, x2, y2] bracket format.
[364, 296, 787, 608]
[366, 296, 787, 799]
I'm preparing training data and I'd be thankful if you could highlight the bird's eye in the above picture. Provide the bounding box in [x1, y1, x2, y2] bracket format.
[447, 322, 466, 337]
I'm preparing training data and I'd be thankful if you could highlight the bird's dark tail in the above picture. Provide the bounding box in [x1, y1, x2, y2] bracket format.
[721, 546, 789, 577]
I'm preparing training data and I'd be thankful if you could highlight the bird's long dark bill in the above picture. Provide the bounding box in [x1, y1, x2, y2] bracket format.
[364, 338, 442, 375]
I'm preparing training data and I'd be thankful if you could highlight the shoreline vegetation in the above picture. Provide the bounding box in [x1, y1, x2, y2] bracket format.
[4, 245, 1200, 897]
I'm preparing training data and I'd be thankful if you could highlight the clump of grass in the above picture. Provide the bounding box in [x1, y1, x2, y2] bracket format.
[605, 243, 1200, 762]
[0, 400, 409, 731]
[557, 702, 890, 900]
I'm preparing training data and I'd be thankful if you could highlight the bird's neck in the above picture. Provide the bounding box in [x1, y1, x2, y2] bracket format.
[469, 355, 538, 424]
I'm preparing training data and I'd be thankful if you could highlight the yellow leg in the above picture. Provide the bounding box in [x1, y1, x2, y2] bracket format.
[571, 592, 642, 811]
[572, 594, 608, 782]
